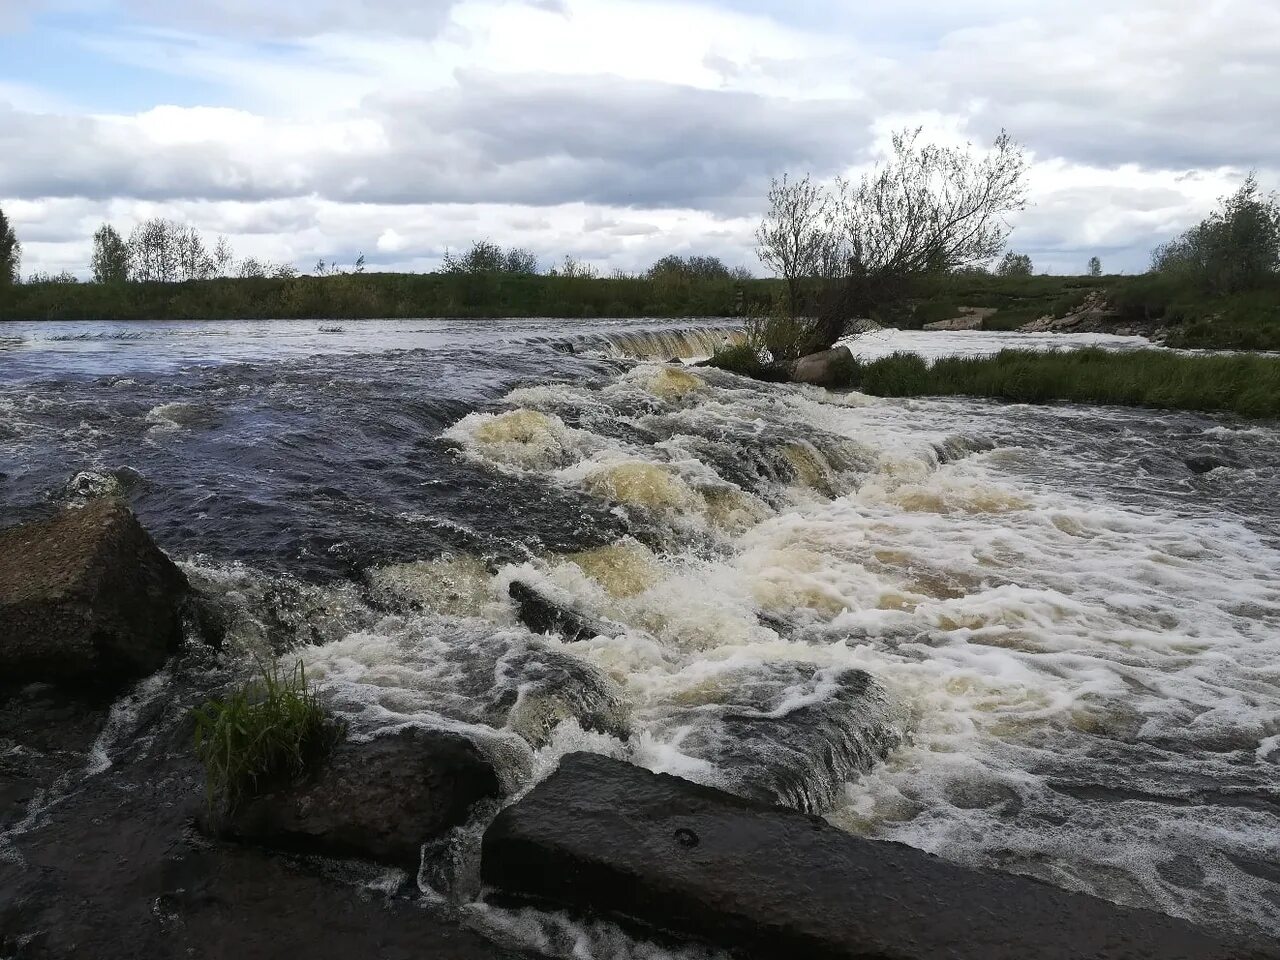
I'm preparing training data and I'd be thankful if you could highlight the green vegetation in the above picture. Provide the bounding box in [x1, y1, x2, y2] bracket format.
[905, 272, 1105, 330]
[1109, 272, 1280, 350]
[192, 659, 345, 811]
[0, 271, 776, 321]
[1118, 174, 1280, 350]
[846, 348, 1280, 419]
[0, 205, 19, 288]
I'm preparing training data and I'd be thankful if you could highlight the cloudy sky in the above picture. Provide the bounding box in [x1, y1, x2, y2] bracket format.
[1, 0, 1277, 278]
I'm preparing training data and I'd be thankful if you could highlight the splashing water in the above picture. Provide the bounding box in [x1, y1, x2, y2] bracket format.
[2, 318, 1278, 946]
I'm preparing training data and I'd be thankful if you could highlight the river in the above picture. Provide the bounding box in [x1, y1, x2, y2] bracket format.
[1, 317, 1277, 952]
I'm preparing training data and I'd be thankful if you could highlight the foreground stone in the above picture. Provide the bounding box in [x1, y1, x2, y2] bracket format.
[790, 345, 854, 387]
[482, 753, 1276, 960]
[0, 499, 190, 693]
[0, 704, 525, 960]
[216, 726, 502, 871]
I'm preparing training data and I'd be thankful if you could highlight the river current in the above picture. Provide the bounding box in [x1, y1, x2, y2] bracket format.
[1, 318, 1277, 950]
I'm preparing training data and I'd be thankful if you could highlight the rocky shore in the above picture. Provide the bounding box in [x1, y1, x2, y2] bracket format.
[3, 501, 1278, 959]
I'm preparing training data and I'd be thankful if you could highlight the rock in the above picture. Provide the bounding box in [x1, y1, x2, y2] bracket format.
[482, 754, 1275, 960]
[490, 642, 632, 747]
[0, 499, 190, 693]
[790, 346, 855, 388]
[217, 726, 502, 871]
[646, 664, 902, 813]
[922, 314, 983, 331]
[508, 578, 607, 642]
[1185, 454, 1235, 474]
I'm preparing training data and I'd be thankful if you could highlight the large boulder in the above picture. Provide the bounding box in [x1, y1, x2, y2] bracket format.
[482, 754, 1275, 960]
[217, 726, 503, 871]
[0, 499, 190, 693]
[790, 346, 854, 387]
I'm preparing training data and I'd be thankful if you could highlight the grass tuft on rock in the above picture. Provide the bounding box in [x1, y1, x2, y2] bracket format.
[193, 658, 345, 811]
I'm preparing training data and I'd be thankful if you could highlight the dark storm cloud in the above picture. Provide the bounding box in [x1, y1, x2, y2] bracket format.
[0, 75, 873, 210]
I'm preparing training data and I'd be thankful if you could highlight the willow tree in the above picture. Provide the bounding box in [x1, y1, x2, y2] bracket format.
[757, 130, 1029, 352]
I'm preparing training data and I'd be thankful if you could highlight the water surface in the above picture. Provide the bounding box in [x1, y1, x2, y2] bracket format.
[2, 318, 1277, 948]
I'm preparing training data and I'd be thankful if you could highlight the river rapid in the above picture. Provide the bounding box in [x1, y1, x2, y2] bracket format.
[2, 318, 1278, 952]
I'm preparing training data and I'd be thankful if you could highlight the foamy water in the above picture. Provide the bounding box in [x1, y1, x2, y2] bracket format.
[2, 320, 1277, 951]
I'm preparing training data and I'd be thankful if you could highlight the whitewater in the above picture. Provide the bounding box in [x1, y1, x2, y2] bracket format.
[1, 317, 1276, 952]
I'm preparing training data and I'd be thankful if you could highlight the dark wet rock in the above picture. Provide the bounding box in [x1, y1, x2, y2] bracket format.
[508, 578, 608, 642]
[0, 499, 190, 693]
[0, 744, 526, 960]
[214, 726, 502, 871]
[790, 346, 854, 387]
[647, 664, 901, 813]
[1185, 454, 1235, 474]
[482, 753, 1277, 960]
[489, 642, 632, 747]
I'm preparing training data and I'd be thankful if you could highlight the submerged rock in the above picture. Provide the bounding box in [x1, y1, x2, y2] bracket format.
[482, 753, 1276, 960]
[790, 346, 855, 388]
[0, 499, 190, 693]
[648, 663, 901, 813]
[1185, 454, 1236, 474]
[216, 726, 502, 871]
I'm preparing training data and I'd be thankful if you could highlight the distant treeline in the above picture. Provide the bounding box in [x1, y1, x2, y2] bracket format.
[0, 270, 780, 321]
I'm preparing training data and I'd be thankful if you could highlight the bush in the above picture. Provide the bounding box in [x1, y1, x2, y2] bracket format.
[707, 342, 790, 382]
[911, 301, 960, 326]
[1151, 174, 1279, 294]
[848, 348, 1280, 419]
[192, 658, 345, 811]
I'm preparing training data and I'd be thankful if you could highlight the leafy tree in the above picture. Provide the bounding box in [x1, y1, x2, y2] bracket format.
[128, 219, 180, 282]
[238, 257, 268, 279]
[0, 206, 21, 287]
[761, 129, 1029, 349]
[353, 253, 366, 274]
[503, 247, 539, 275]
[27, 270, 78, 283]
[1088, 256, 1102, 277]
[442, 240, 540, 275]
[213, 236, 235, 277]
[755, 173, 828, 318]
[647, 255, 745, 282]
[1152, 173, 1280, 293]
[550, 255, 598, 279]
[91, 224, 131, 283]
[997, 252, 1034, 277]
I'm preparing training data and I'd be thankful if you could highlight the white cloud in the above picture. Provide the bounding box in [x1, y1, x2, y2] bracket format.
[3, 0, 1279, 277]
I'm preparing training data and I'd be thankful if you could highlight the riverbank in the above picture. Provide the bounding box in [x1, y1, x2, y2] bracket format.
[4, 272, 1277, 353]
[841, 347, 1280, 419]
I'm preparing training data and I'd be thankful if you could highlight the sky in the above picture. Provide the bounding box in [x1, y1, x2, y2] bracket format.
[1, 0, 1278, 279]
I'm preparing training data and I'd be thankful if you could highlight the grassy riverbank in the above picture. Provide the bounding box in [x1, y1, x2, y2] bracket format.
[848, 348, 1280, 419]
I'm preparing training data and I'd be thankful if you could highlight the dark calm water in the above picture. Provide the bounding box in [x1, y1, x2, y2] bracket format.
[2, 318, 1278, 948]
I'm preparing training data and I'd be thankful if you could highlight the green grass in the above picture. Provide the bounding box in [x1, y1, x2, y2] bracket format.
[192, 658, 345, 811]
[848, 348, 1280, 419]
[706, 342, 791, 381]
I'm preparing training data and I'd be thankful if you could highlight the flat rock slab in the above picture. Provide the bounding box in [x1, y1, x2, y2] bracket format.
[0, 499, 189, 692]
[482, 753, 1277, 960]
